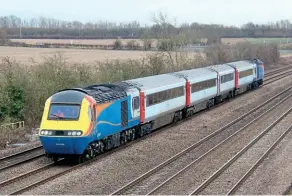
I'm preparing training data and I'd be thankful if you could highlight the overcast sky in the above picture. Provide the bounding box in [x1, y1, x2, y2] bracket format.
[0, 0, 291, 26]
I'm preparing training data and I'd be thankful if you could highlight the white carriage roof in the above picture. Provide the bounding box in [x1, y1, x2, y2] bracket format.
[173, 67, 217, 80]
[226, 60, 254, 70]
[123, 73, 186, 90]
[207, 64, 234, 74]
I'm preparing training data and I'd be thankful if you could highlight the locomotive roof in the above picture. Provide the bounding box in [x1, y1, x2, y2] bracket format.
[120, 73, 186, 90]
[57, 84, 129, 104]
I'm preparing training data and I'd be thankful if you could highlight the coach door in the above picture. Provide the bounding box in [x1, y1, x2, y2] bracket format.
[254, 66, 258, 80]
[131, 89, 140, 119]
[217, 74, 220, 96]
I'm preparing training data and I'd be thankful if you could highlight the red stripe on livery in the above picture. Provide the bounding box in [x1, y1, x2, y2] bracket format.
[140, 92, 145, 123]
[186, 81, 190, 106]
[85, 95, 96, 105]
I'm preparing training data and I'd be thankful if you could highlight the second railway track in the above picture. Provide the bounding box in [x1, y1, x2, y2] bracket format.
[110, 84, 292, 195]
[190, 105, 292, 195]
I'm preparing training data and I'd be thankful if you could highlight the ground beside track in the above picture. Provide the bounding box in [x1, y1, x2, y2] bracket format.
[236, 127, 292, 195]
[19, 67, 292, 195]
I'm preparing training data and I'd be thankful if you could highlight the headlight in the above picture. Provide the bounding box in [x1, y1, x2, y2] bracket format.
[48, 131, 53, 135]
[77, 132, 82, 136]
[44, 131, 48, 135]
[72, 131, 77, 136]
[68, 132, 72, 136]
[41, 131, 44, 135]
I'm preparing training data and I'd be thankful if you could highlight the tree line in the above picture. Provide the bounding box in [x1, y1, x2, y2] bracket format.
[1, 15, 292, 39]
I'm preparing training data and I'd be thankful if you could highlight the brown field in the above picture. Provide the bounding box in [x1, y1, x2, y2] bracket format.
[0, 46, 156, 63]
[11, 39, 158, 46]
[11, 38, 248, 46]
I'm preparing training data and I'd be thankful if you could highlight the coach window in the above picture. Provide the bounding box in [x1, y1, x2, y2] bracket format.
[133, 96, 139, 110]
[239, 69, 253, 79]
[147, 94, 153, 106]
[221, 73, 233, 84]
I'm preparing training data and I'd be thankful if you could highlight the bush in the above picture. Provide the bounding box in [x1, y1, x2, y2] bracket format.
[126, 40, 140, 50]
[204, 42, 279, 65]
[0, 29, 11, 45]
[113, 39, 122, 50]
[157, 39, 175, 51]
[279, 43, 292, 50]
[142, 39, 152, 50]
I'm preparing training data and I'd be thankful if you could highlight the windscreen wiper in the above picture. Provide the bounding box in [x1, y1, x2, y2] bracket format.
[50, 113, 64, 119]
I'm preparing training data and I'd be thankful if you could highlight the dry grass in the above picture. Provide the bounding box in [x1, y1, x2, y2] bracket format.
[0, 46, 157, 63]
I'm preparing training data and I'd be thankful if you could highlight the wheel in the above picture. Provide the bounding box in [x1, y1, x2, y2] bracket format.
[130, 129, 135, 141]
[120, 133, 127, 145]
[254, 82, 258, 89]
[190, 110, 194, 116]
[87, 145, 95, 159]
[76, 155, 86, 164]
[227, 92, 232, 100]
[207, 99, 214, 109]
[52, 156, 58, 163]
[81, 144, 95, 162]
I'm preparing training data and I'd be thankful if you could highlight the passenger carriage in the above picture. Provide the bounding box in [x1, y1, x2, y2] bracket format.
[120, 73, 187, 130]
[172, 68, 218, 113]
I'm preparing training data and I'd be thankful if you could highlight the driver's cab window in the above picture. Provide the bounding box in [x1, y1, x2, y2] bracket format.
[88, 106, 92, 121]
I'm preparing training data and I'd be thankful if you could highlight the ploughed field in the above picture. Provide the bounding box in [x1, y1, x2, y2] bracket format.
[1, 59, 292, 195]
[11, 37, 292, 46]
[0, 46, 155, 63]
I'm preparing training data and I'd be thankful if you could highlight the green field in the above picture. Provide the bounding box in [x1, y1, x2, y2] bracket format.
[246, 38, 292, 44]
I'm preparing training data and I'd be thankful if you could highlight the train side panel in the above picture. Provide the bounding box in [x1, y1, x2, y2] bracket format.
[190, 79, 217, 104]
[175, 68, 218, 105]
[94, 96, 140, 140]
[143, 83, 186, 123]
[238, 65, 255, 87]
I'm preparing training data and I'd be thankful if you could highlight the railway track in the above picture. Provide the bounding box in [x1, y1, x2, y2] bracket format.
[1, 67, 291, 195]
[264, 69, 292, 85]
[190, 106, 292, 195]
[0, 146, 44, 172]
[111, 84, 292, 195]
[265, 65, 292, 77]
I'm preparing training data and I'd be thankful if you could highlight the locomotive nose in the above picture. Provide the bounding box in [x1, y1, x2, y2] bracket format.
[39, 136, 90, 155]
